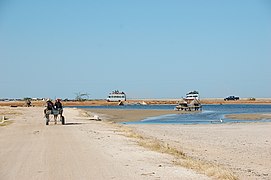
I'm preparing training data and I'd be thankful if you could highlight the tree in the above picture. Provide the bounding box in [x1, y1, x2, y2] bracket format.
[75, 92, 90, 101]
[23, 97, 32, 101]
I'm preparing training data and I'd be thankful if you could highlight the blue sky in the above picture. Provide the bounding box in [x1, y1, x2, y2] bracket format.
[0, 0, 270, 99]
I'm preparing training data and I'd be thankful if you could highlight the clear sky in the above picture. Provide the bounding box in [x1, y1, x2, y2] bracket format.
[1, 0, 270, 99]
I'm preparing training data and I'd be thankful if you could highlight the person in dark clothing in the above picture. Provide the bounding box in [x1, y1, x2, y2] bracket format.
[54, 99, 63, 117]
[54, 99, 63, 109]
[44, 99, 54, 115]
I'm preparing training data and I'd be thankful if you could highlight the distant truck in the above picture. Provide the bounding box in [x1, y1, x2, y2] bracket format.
[224, 96, 240, 101]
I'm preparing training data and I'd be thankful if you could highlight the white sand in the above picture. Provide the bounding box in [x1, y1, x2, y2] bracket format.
[128, 123, 271, 180]
[0, 107, 209, 180]
[85, 108, 271, 180]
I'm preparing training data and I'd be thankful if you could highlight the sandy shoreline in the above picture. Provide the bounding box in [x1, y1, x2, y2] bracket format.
[225, 113, 271, 120]
[0, 106, 211, 180]
[128, 122, 271, 180]
[82, 109, 194, 123]
[82, 108, 271, 180]
[1, 106, 271, 179]
[82, 108, 271, 123]
[1, 98, 271, 107]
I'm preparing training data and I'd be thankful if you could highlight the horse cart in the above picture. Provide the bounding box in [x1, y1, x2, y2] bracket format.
[45, 109, 65, 125]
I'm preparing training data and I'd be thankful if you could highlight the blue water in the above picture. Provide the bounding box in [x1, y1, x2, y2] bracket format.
[74, 104, 271, 124]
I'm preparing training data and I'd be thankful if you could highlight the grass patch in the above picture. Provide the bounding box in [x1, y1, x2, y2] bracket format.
[119, 126, 238, 180]
[175, 158, 237, 180]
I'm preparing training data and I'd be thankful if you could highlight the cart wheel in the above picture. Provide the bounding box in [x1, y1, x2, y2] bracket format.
[61, 116, 65, 125]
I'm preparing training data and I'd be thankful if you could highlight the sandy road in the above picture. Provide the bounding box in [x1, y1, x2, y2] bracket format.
[0, 107, 209, 180]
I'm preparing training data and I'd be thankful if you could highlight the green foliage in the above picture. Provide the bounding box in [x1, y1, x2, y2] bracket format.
[23, 97, 32, 101]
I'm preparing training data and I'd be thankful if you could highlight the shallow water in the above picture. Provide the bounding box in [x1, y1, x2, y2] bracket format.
[75, 104, 271, 124]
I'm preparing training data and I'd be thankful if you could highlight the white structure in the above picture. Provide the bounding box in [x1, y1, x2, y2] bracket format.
[106, 90, 126, 102]
[175, 91, 202, 111]
[184, 91, 200, 100]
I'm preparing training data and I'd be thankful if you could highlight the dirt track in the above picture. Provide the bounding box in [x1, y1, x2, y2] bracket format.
[0, 107, 209, 180]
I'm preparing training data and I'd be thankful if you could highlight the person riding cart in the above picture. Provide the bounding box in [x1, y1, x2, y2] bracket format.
[44, 99, 54, 115]
[54, 98, 63, 116]
[44, 98, 65, 125]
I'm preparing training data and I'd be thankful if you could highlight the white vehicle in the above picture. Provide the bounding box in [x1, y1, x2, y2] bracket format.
[184, 91, 200, 100]
[106, 90, 126, 102]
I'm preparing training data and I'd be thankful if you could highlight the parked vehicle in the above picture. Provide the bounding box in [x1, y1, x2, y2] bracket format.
[106, 90, 126, 102]
[224, 96, 240, 101]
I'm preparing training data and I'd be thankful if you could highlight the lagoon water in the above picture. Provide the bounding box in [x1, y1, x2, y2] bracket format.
[76, 104, 271, 124]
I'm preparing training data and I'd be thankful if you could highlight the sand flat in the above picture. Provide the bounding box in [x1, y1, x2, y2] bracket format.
[225, 113, 271, 120]
[85, 108, 271, 180]
[82, 108, 192, 122]
[129, 123, 271, 180]
[1, 106, 270, 179]
[0, 107, 209, 180]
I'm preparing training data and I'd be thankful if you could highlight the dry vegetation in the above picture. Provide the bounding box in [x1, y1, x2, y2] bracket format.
[1, 98, 271, 108]
[118, 125, 237, 180]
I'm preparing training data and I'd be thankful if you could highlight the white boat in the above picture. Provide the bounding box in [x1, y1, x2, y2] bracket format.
[175, 91, 202, 111]
[184, 91, 200, 101]
[106, 90, 126, 102]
